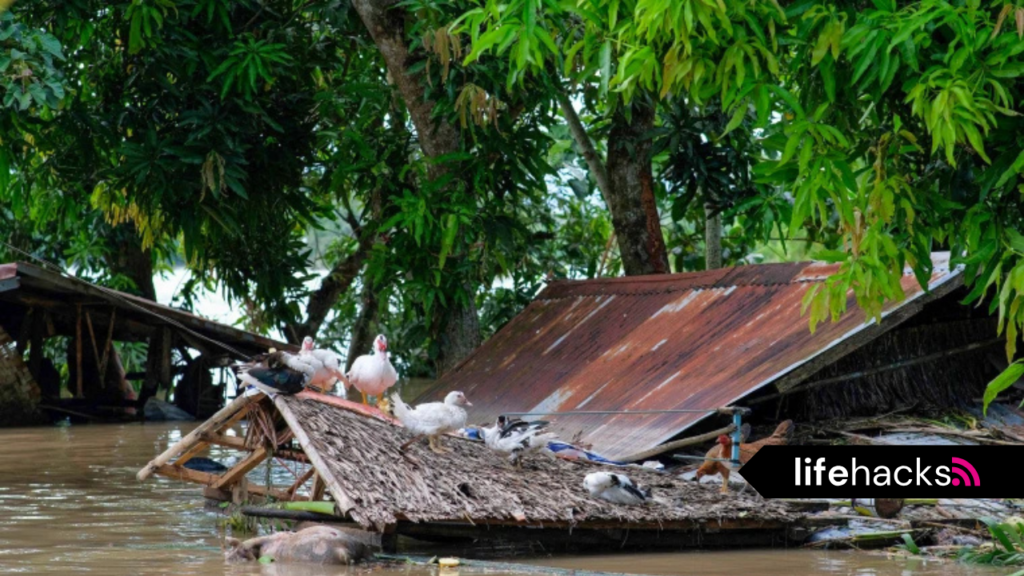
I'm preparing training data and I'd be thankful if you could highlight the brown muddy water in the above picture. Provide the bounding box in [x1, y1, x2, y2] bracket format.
[0, 423, 1002, 576]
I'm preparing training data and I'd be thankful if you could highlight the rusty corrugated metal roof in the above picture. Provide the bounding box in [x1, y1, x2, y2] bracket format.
[427, 253, 962, 460]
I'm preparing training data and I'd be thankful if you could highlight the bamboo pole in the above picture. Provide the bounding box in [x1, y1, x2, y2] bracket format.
[75, 304, 83, 398]
[211, 446, 269, 489]
[137, 391, 262, 481]
[274, 396, 358, 516]
[620, 424, 736, 463]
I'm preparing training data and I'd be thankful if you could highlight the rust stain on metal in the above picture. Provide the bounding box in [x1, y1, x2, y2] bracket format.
[428, 254, 961, 460]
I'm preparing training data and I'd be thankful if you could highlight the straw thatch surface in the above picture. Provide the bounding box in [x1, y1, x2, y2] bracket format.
[279, 395, 794, 531]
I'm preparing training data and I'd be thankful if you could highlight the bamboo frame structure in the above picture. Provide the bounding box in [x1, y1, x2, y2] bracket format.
[137, 389, 798, 542]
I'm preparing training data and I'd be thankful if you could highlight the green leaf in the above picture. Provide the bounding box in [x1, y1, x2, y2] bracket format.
[599, 40, 611, 97]
[983, 362, 1024, 415]
[900, 533, 920, 555]
[439, 213, 458, 270]
[720, 104, 747, 138]
[1007, 229, 1024, 254]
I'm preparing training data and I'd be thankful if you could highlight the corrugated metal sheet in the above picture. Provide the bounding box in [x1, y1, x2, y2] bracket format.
[427, 253, 962, 460]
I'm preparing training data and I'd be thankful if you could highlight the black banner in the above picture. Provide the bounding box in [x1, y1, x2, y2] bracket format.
[739, 446, 1022, 498]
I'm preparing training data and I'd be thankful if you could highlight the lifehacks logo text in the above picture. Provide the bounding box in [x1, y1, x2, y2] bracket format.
[739, 446, 1010, 498]
[793, 456, 978, 487]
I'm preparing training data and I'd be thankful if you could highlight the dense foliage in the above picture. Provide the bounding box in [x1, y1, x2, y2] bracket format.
[3, 0, 1023, 398]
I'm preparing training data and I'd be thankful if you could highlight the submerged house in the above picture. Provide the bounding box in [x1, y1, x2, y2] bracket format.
[0, 262, 292, 424]
[421, 252, 1004, 461]
[137, 252, 1015, 549]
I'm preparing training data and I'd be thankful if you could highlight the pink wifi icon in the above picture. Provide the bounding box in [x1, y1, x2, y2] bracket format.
[951, 457, 980, 487]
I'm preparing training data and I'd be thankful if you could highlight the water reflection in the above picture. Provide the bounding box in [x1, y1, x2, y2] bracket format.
[0, 423, 1003, 575]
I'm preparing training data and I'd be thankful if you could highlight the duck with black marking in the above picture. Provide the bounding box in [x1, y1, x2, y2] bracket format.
[583, 471, 651, 505]
[480, 415, 555, 468]
[234, 350, 317, 396]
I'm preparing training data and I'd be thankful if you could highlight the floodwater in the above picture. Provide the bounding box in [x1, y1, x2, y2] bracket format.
[0, 423, 1003, 576]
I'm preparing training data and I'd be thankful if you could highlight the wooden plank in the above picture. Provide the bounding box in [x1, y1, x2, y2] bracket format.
[275, 396, 358, 515]
[137, 391, 262, 481]
[211, 446, 269, 489]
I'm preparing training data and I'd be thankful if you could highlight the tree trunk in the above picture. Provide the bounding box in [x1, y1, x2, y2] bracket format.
[557, 92, 614, 207]
[603, 100, 669, 276]
[351, 0, 481, 373]
[705, 201, 723, 270]
[285, 240, 371, 344]
[435, 288, 482, 376]
[345, 278, 379, 373]
[105, 227, 161, 412]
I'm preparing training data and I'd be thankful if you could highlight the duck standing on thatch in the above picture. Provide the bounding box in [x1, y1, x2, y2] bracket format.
[298, 336, 348, 394]
[347, 334, 398, 409]
[481, 416, 555, 468]
[392, 391, 471, 454]
[236, 351, 317, 396]
[584, 472, 651, 505]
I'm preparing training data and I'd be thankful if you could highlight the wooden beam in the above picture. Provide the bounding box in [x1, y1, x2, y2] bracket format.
[211, 446, 269, 490]
[137, 391, 262, 481]
[173, 440, 211, 468]
[275, 396, 358, 516]
[151, 464, 298, 501]
[287, 466, 317, 497]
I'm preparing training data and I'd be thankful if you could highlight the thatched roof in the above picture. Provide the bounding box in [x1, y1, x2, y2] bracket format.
[276, 393, 794, 531]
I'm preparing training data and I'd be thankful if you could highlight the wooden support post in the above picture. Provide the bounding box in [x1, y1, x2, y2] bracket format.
[75, 303, 83, 398]
[275, 397, 358, 516]
[137, 391, 262, 481]
[16, 307, 32, 355]
[211, 447, 269, 490]
[311, 474, 326, 501]
[98, 308, 116, 378]
[232, 477, 249, 505]
[159, 327, 172, 388]
[84, 311, 103, 387]
[27, 312, 42, 378]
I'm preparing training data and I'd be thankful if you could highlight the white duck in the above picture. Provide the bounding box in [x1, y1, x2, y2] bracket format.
[481, 416, 555, 468]
[298, 336, 348, 394]
[392, 391, 471, 454]
[236, 351, 317, 396]
[583, 472, 651, 505]
[346, 334, 398, 408]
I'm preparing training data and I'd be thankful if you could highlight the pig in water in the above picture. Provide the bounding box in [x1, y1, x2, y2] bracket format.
[225, 525, 372, 565]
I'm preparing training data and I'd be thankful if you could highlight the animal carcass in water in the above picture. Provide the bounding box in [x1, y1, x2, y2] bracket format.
[225, 525, 371, 564]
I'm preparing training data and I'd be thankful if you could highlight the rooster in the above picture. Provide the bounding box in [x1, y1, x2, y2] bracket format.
[694, 420, 794, 493]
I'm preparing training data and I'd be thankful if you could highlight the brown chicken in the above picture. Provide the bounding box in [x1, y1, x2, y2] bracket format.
[694, 420, 794, 493]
